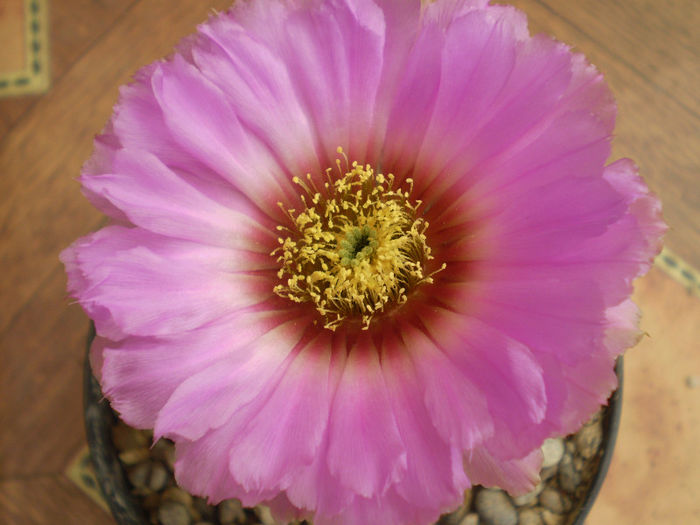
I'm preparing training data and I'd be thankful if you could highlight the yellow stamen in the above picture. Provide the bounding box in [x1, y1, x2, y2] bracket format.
[272, 149, 442, 330]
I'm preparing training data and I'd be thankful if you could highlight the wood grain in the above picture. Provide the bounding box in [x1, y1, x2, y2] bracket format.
[0, 475, 112, 525]
[589, 266, 700, 524]
[0, 264, 91, 478]
[537, 0, 699, 117]
[0, 0, 25, 72]
[0, 0, 139, 140]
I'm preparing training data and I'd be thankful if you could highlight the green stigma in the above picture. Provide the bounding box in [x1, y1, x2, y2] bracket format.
[339, 225, 378, 266]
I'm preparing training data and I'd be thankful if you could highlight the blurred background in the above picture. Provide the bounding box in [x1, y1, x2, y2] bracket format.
[0, 1, 698, 523]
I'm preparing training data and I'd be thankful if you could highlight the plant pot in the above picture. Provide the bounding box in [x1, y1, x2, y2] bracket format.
[84, 326, 623, 525]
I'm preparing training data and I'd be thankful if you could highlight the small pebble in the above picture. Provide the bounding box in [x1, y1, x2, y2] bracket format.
[126, 462, 151, 491]
[459, 513, 479, 525]
[539, 465, 557, 482]
[560, 493, 572, 513]
[219, 498, 246, 524]
[255, 505, 276, 525]
[442, 507, 467, 525]
[141, 492, 160, 512]
[119, 448, 151, 466]
[193, 497, 217, 522]
[474, 489, 517, 525]
[152, 438, 177, 471]
[158, 500, 192, 525]
[541, 439, 564, 468]
[512, 483, 542, 507]
[162, 486, 194, 507]
[462, 489, 473, 513]
[519, 508, 543, 525]
[539, 488, 565, 514]
[558, 453, 581, 493]
[148, 461, 169, 492]
[540, 509, 564, 525]
[575, 420, 603, 459]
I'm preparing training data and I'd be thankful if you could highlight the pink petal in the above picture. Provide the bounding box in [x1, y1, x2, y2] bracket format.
[446, 278, 608, 367]
[173, 323, 337, 504]
[80, 128, 131, 222]
[396, 322, 494, 451]
[109, 65, 211, 177]
[416, 307, 549, 460]
[191, 16, 321, 178]
[268, 0, 386, 163]
[326, 339, 407, 498]
[380, 19, 444, 177]
[61, 226, 273, 339]
[154, 312, 312, 441]
[281, 334, 355, 518]
[380, 332, 469, 509]
[81, 149, 277, 249]
[430, 111, 613, 232]
[410, 9, 555, 196]
[473, 172, 625, 262]
[227, 331, 335, 492]
[364, 0, 422, 160]
[464, 446, 542, 496]
[95, 307, 297, 428]
[284, 426, 354, 519]
[152, 55, 295, 213]
[603, 299, 643, 356]
[554, 300, 639, 434]
[175, 430, 277, 505]
[564, 159, 666, 296]
[313, 487, 445, 525]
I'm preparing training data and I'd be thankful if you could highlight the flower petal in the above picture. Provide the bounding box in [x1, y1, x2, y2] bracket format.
[154, 312, 312, 441]
[191, 14, 321, 178]
[152, 54, 295, 213]
[326, 338, 407, 498]
[380, 332, 470, 509]
[280, 0, 386, 163]
[81, 149, 277, 250]
[95, 308, 297, 429]
[227, 331, 335, 492]
[396, 321, 494, 451]
[464, 447, 542, 495]
[61, 226, 273, 339]
[109, 65, 210, 177]
[417, 307, 549, 460]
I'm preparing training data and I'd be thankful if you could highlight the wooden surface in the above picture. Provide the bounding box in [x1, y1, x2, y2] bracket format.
[0, 0, 25, 73]
[0, 1, 698, 524]
[588, 266, 700, 524]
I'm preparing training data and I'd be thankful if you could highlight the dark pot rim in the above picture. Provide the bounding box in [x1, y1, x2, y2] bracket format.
[84, 326, 623, 525]
[84, 325, 148, 524]
[573, 357, 623, 525]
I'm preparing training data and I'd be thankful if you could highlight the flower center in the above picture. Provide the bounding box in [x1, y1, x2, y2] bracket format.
[339, 225, 378, 266]
[273, 149, 444, 331]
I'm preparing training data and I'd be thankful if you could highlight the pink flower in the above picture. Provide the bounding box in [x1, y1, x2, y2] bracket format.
[61, 1, 665, 524]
